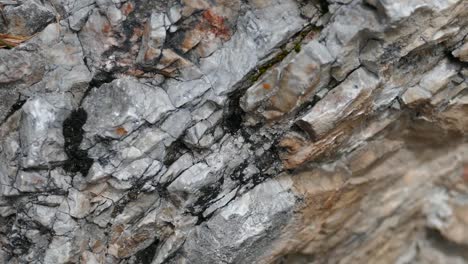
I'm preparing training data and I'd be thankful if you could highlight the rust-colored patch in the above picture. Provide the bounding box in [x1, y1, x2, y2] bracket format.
[201, 9, 231, 40]
[102, 22, 112, 34]
[121, 2, 134, 16]
[262, 83, 272, 90]
[115, 127, 128, 136]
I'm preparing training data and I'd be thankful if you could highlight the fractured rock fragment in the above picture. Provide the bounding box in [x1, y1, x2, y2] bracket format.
[297, 68, 380, 140]
[82, 78, 174, 140]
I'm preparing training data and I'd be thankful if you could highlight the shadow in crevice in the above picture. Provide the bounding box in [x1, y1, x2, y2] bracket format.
[62, 108, 93, 177]
[425, 228, 468, 260]
[134, 239, 160, 264]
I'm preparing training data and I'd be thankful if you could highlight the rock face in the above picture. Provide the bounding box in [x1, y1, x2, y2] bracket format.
[0, 0, 467, 263]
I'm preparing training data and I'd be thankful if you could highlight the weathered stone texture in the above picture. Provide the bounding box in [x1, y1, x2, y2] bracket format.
[0, 0, 467, 263]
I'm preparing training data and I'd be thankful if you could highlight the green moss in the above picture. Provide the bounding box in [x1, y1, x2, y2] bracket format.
[249, 49, 290, 82]
[300, 30, 310, 38]
[294, 42, 302, 53]
[247, 26, 320, 83]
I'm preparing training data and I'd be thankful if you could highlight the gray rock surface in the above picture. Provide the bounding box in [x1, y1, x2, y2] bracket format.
[0, 0, 467, 263]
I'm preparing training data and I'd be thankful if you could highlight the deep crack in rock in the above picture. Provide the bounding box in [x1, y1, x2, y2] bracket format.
[62, 108, 93, 176]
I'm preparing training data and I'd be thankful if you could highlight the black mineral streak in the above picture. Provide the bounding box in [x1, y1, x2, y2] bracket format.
[62, 108, 93, 176]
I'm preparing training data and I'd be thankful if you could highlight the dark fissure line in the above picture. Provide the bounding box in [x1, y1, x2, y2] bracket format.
[2, 98, 26, 124]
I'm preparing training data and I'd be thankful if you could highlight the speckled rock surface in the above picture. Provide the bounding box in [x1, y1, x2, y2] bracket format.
[0, 0, 467, 263]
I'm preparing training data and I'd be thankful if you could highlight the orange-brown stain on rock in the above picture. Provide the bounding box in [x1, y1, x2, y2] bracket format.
[201, 9, 231, 40]
[121, 2, 134, 16]
[102, 22, 112, 34]
[116, 127, 128, 136]
[262, 83, 272, 90]
[180, 9, 232, 53]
